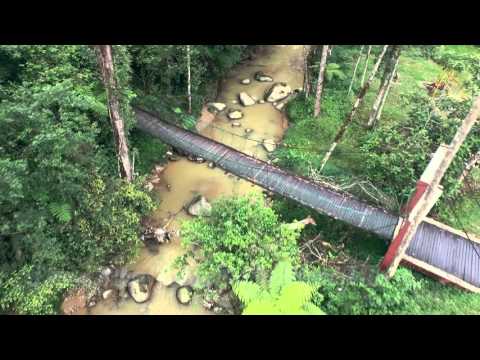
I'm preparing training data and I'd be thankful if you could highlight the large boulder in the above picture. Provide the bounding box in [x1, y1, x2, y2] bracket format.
[102, 289, 117, 301]
[227, 109, 244, 120]
[187, 195, 212, 217]
[254, 71, 273, 82]
[238, 92, 256, 107]
[207, 102, 227, 113]
[262, 139, 277, 153]
[265, 82, 292, 103]
[176, 285, 194, 305]
[127, 274, 156, 304]
[152, 227, 171, 244]
[240, 78, 251, 85]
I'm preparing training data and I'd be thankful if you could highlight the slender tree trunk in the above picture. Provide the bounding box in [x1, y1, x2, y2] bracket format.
[303, 45, 312, 97]
[372, 55, 400, 127]
[319, 45, 389, 173]
[360, 45, 372, 88]
[314, 45, 330, 117]
[348, 45, 364, 96]
[458, 150, 480, 186]
[186, 45, 192, 114]
[367, 46, 401, 127]
[95, 45, 133, 182]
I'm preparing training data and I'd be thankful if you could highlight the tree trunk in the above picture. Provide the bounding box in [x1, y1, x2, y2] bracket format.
[314, 45, 330, 117]
[458, 150, 480, 186]
[319, 45, 389, 173]
[360, 45, 372, 88]
[371, 55, 400, 127]
[367, 46, 401, 128]
[347, 45, 364, 96]
[186, 45, 192, 114]
[303, 45, 312, 97]
[94, 45, 133, 182]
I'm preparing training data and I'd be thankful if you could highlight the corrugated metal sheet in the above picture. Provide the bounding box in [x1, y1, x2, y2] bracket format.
[135, 108, 480, 288]
[408, 222, 480, 287]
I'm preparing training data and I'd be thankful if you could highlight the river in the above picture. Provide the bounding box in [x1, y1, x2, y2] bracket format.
[90, 45, 304, 315]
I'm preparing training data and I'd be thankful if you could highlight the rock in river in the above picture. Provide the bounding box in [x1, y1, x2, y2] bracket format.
[265, 82, 292, 103]
[187, 195, 212, 217]
[254, 71, 273, 82]
[240, 78, 251, 85]
[176, 285, 194, 305]
[207, 102, 227, 113]
[231, 121, 242, 127]
[227, 109, 244, 120]
[166, 151, 179, 162]
[153, 227, 171, 244]
[262, 139, 277, 153]
[238, 92, 256, 106]
[127, 274, 156, 303]
[102, 289, 116, 301]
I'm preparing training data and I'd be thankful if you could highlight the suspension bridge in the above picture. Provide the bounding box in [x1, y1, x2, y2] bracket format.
[135, 107, 480, 293]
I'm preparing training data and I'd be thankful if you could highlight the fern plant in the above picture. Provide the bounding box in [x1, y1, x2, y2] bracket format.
[233, 261, 325, 315]
[48, 202, 72, 223]
[325, 63, 346, 82]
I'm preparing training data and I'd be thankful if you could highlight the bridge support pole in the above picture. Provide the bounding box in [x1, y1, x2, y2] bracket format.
[380, 95, 480, 277]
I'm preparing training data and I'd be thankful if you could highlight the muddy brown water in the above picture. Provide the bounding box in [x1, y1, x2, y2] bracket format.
[90, 45, 304, 315]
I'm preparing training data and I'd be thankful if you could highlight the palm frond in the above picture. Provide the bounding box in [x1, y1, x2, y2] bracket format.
[48, 203, 72, 223]
[326, 62, 347, 81]
[269, 260, 294, 297]
[276, 282, 316, 313]
[303, 302, 326, 315]
[233, 281, 263, 306]
[243, 298, 280, 315]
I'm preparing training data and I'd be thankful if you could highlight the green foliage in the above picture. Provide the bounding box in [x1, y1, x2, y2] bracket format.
[179, 195, 301, 291]
[130, 129, 169, 174]
[71, 177, 155, 271]
[277, 93, 356, 176]
[0, 265, 77, 315]
[0, 45, 155, 314]
[173, 107, 197, 131]
[280, 45, 480, 315]
[302, 266, 423, 315]
[431, 46, 480, 74]
[360, 94, 479, 206]
[49, 203, 72, 223]
[233, 260, 325, 315]
[130, 45, 253, 118]
[325, 63, 347, 82]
